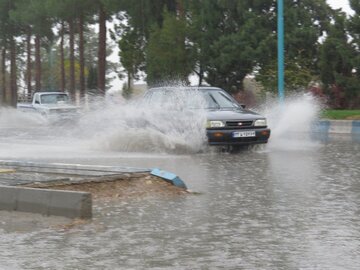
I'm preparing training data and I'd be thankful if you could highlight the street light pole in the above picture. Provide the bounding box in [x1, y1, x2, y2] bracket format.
[277, 0, 285, 102]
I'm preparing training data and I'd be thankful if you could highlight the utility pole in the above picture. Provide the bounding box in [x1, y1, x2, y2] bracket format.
[277, 0, 285, 102]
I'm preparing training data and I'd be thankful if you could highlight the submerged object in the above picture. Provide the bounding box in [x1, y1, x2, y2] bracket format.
[150, 168, 187, 189]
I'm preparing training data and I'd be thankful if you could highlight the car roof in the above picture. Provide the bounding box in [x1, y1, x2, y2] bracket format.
[36, 92, 68, 95]
[148, 86, 223, 92]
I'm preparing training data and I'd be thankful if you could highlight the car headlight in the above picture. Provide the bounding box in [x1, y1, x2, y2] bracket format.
[206, 120, 225, 128]
[254, 119, 267, 127]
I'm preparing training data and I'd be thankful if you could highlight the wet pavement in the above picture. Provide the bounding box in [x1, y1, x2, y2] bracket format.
[0, 134, 359, 269]
[1, 97, 359, 269]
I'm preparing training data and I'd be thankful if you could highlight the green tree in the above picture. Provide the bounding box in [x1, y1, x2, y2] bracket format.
[87, 65, 98, 92]
[0, 0, 25, 107]
[92, 0, 124, 95]
[11, 0, 54, 94]
[186, 0, 222, 85]
[146, 10, 193, 85]
[119, 0, 177, 39]
[115, 0, 177, 87]
[47, 0, 81, 99]
[84, 26, 119, 92]
[320, 12, 357, 108]
[187, 0, 276, 91]
[118, 24, 144, 93]
[347, 0, 360, 107]
[256, 0, 331, 93]
[0, 0, 11, 105]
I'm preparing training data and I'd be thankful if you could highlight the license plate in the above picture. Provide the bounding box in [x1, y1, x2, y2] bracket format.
[233, 131, 256, 138]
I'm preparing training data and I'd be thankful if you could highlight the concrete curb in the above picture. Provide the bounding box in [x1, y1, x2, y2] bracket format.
[0, 160, 150, 174]
[0, 161, 188, 219]
[0, 185, 92, 219]
[315, 120, 360, 135]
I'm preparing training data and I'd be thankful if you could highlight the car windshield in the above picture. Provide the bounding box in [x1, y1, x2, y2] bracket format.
[41, 94, 69, 104]
[145, 88, 241, 110]
[202, 89, 240, 109]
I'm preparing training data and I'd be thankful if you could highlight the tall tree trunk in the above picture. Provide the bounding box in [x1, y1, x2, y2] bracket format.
[79, 14, 85, 99]
[69, 19, 76, 101]
[60, 21, 65, 92]
[176, 0, 184, 17]
[127, 71, 132, 90]
[26, 27, 32, 96]
[10, 37, 17, 108]
[198, 66, 203, 86]
[97, 5, 106, 95]
[35, 34, 41, 91]
[0, 47, 5, 105]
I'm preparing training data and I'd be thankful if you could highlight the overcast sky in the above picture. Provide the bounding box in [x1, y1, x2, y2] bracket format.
[327, 0, 354, 15]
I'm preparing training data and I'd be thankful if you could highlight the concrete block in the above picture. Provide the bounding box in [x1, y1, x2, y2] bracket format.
[314, 120, 360, 140]
[49, 190, 92, 219]
[16, 187, 51, 215]
[0, 186, 19, 211]
[329, 120, 352, 134]
[0, 185, 92, 219]
[314, 120, 330, 133]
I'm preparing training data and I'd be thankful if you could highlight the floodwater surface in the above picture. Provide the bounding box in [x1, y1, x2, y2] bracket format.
[0, 95, 359, 269]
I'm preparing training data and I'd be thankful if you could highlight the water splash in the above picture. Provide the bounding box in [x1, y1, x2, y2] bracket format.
[0, 107, 46, 128]
[260, 93, 323, 151]
[0, 87, 208, 157]
[0, 90, 323, 156]
[76, 89, 208, 154]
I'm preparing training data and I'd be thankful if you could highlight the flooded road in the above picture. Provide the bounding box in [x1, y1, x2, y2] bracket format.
[0, 96, 360, 269]
[0, 135, 359, 269]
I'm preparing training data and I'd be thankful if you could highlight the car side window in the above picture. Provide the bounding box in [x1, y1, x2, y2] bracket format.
[34, 95, 41, 104]
[147, 91, 164, 105]
[146, 90, 179, 107]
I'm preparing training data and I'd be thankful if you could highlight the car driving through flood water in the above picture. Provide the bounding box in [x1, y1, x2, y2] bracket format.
[141, 86, 271, 146]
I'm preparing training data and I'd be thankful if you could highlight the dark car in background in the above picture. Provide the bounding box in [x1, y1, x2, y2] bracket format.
[142, 86, 270, 146]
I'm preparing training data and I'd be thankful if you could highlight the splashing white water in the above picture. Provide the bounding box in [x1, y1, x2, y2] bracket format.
[0, 90, 323, 157]
[261, 93, 323, 151]
[0, 88, 208, 156]
[0, 107, 46, 127]
[76, 89, 208, 154]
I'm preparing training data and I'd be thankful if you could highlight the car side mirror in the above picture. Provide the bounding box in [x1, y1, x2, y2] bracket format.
[35, 100, 40, 104]
[240, 104, 246, 109]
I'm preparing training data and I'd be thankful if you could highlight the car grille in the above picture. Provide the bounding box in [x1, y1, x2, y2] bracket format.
[50, 108, 77, 114]
[226, 120, 253, 128]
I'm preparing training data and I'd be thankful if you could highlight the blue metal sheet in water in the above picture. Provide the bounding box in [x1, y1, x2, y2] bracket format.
[352, 121, 360, 133]
[150, 168, 187, 189]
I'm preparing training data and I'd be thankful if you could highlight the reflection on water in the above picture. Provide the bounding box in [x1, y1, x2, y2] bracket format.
[0, 139, 359, 269]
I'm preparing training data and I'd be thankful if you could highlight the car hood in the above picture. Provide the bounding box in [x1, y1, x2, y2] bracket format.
[42, 104, 79, 110]
[206, 108, 264, 120]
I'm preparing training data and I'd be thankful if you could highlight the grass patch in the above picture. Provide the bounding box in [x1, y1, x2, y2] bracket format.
[322, 110, 360, 120]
